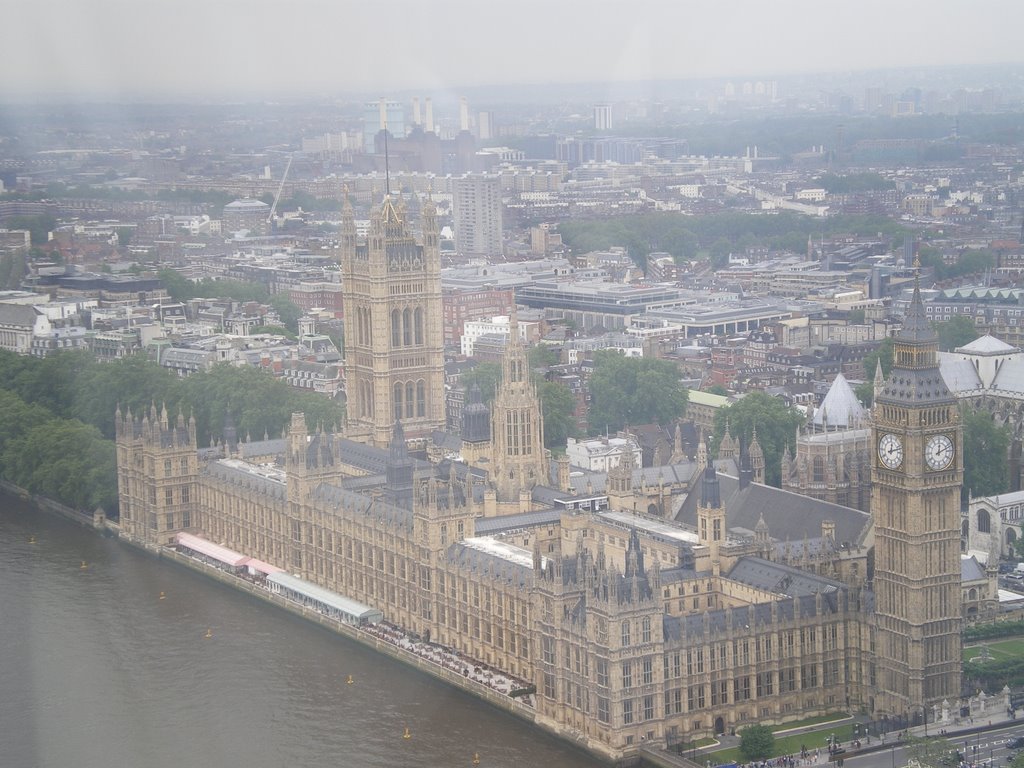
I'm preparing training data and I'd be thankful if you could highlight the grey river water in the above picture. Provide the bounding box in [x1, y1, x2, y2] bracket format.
[0, 493, 602, 768]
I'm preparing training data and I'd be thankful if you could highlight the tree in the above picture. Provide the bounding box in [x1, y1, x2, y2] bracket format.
[158, 267, 196, 302]
[848, 308, 865, 325]
[713, 391, 804, 486]
[587, 351, 688, 434]
[962, 410, 1010, 502]
[1, 419, 117, 512]
[706, 384, 729, 397]
[4, 214, 57, 245]
[537, 380, 579, 449]
[269, 294, 302, 334]
[934, 315, 978, 352]
[461, 362, 502, 404]
[114, 227, 134, 247]
[739, 725, 775, 761]
[862, 336, 895, 380]
[855, 380, 875, 409]
[0, 390, 54, 454]
[528, 344, 559, 370]
[256, 324, 297, 340]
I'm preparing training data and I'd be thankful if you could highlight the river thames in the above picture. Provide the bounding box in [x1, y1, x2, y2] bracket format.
[0, 494, 602, 768]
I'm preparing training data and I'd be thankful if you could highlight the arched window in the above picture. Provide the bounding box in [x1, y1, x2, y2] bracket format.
[1007, 528, 1018, 552]
[363, 308, 372, 345]
[978, 509, 991, 534]
[961, 519, 969, 537]
[393, 383, 403, 421]
[391, 309, 401, 348]
[813, 456, 825, 484]
[405, 382, 415, 418]
[414, 307, 423, 345]
[416, 380, 425, 417]
[968, 588, 978, 601]
[403, 308, 412, 346]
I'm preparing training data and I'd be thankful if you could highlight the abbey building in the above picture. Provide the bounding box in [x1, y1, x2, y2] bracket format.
[114, 199, 963, 763]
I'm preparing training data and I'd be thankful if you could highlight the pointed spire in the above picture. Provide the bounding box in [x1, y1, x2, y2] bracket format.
[749, 425, 763, 458]
[701, 461, 721, 509]
[899, 254, 937, 342]
[508, 303, 520, 345]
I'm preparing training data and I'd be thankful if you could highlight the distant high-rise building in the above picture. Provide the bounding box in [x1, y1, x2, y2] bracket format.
[222, 198, 270, 237]
[477, 111, 494, 141]
[363, 99, 406, 153]
[594, 103, 612, 131]
[453, 175, 503, 259]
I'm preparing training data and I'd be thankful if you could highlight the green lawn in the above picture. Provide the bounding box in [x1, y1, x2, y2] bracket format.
[707, 718, 858, 765]
[964, 638, 1024, 662]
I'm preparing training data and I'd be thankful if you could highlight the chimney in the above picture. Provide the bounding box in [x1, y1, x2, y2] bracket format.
[412, 97, 421, 125]
[425, 98, 435, 133]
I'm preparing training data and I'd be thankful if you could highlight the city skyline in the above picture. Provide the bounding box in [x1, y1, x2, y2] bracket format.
[3, 0, 1024, 101]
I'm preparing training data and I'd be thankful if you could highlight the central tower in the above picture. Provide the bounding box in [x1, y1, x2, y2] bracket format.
[491, 308, 547, 504]
[341, 191, 445, 447]
[871, 270, 962, 716]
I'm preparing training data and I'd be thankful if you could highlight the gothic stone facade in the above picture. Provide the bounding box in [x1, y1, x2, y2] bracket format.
[117, 409, 876, 761]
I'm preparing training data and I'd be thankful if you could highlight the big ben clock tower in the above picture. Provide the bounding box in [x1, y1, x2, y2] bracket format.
[871, 264, 962, 717]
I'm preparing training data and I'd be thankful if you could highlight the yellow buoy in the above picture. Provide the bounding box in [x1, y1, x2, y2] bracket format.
[346, 674, 354, 685]
[159, 592, 166, 600]
[29, 535, 36, 544]
[473, 753, 481, 765]
[403, 726, 411, 740]
[80, 561, 88, 570]
[204, 628, 213, 639]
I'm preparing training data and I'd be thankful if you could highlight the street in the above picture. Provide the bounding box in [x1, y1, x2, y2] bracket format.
[839, 725, 1024, 768]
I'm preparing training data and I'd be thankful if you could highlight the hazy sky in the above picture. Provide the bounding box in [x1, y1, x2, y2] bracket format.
[3, 0, 1024, 101]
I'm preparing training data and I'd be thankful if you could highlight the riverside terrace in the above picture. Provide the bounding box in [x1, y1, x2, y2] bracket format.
[172, 530, 537, 705]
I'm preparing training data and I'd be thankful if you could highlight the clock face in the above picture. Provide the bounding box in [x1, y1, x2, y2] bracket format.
[925, 434, 954, 471]
[878, 433, 903, 469]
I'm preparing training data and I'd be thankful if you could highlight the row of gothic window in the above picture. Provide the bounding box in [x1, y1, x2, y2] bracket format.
[392, 308, 424, 348]
[352, 306, 427, 349]
[394, 380, 427, 420]
[354, 307, 373, 347]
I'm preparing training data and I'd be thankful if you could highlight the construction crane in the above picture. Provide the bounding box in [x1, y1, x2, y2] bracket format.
[267, 153, 293, 229]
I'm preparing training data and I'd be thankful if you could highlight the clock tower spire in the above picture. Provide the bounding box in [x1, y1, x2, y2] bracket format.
[871, 262, 962, 717]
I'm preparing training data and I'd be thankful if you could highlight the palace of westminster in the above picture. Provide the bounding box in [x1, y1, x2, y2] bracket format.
[116, 192, 965, 761]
